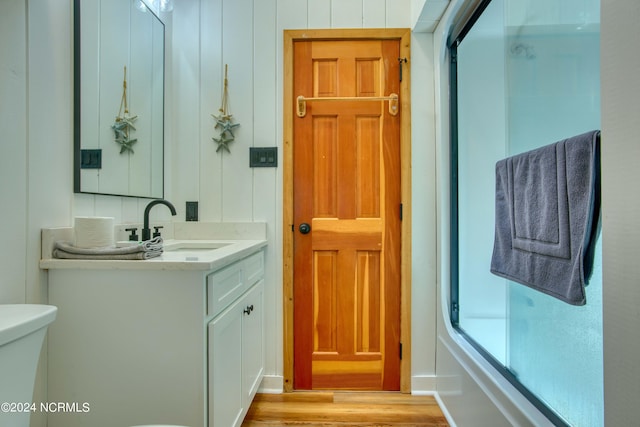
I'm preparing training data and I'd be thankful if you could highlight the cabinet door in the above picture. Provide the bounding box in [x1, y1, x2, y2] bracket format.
[242, 280, 264, 409]
[209, 299, 243, 427]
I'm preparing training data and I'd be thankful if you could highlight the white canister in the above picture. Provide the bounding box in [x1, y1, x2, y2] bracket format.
[73, 216, 115, 248]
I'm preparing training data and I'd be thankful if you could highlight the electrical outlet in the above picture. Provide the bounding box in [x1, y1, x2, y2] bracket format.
[186, 201, 198, 221]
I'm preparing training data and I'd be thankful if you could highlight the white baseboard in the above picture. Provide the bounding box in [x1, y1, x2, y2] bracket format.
[258, 375, 284, 394]
[434, 392, 458, 427]
[411, 374, 437, 395]
[257, 374, 440, 397]
[411, 376, 457, 427]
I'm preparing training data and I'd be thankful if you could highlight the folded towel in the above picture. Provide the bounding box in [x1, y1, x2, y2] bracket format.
[490, 130, 600, 305]
[140, 236, 164, 252]
[52, 237, 163, 260]
[52, 249, 162, 260]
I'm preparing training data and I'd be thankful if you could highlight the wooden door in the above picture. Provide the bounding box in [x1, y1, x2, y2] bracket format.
[292, 39, 402, 390]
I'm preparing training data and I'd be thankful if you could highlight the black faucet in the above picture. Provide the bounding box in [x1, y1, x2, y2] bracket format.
[142, 199, 177, 241]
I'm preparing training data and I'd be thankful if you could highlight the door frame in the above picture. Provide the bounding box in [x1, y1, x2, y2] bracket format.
[283, 28, 412, 393]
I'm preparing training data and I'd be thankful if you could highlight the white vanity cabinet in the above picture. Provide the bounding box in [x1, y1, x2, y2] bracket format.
[208, 252, 265, 427]
[209, 280, 264, 427]
[45, 245, 265, 427]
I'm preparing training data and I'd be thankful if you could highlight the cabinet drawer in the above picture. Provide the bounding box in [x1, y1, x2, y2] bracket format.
[244, 251, 264, 287]
[207, 262, 243, 317]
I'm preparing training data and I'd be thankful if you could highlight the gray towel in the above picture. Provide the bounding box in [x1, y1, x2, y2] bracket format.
[53, 237, 163, 260]
[490, 130, 600, 305]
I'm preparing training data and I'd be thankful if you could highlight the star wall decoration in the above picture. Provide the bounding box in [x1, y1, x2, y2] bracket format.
[212, 113, 240, 153]
[112, 115, 138, 154]
[112, 66, 138, 154]
[212, 64, 240, 153]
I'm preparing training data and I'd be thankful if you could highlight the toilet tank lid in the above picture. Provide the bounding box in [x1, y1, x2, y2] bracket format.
[0, 304, 57, 347]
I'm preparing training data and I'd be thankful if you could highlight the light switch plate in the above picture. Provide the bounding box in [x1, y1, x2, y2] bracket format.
[250, 147, 277, 167]
[80, 149, 102, 169]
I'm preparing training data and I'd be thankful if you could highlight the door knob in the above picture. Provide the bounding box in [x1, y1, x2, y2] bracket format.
[299, 223, 311, 234]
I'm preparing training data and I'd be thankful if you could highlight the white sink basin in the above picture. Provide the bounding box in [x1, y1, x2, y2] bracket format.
[163, 241, 233, 252]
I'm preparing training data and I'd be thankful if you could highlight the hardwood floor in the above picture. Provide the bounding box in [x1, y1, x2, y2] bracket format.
[242, 392, 450, 426]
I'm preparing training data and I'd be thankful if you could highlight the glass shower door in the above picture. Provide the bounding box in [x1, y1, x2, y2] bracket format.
[505, 3, 603, 425]
[453, 0, 603, 425]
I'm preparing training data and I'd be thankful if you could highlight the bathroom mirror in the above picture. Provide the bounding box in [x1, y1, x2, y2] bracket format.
[74, 0, 165, 198]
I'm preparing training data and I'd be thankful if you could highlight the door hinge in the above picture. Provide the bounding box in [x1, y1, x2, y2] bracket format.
[399, 203, 403, 221]
[398, 57, 408, 82]
[399, 342, 403, 360]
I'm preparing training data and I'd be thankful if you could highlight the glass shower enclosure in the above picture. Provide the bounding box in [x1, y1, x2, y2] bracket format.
[451, 0, 602, 425]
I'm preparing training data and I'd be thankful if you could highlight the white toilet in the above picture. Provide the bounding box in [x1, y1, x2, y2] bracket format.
[0, 304, 186, 427]
[0, 304, 57, 427]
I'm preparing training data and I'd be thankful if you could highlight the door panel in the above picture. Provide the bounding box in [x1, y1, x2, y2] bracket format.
[293, 38, 401, 391]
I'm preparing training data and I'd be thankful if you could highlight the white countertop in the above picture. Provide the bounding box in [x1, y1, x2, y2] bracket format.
[39, 239, 267, 271]
[40, 222, 268, 272]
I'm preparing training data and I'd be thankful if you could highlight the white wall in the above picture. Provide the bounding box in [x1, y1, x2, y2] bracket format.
[0, 0, 28, 305]
[413, 0, 451, 31]
[1, 1, 74, 426]
[601, 1, 640, 424]
[410, 29, 439, 392]
[0, 0, 74, 305]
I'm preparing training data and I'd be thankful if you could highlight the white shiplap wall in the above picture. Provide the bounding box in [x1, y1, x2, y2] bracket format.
[0, 0, 28, 305]
[1, 2, 74, 426]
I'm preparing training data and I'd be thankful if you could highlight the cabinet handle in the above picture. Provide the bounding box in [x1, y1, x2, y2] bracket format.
[244, 305, 254, 315]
